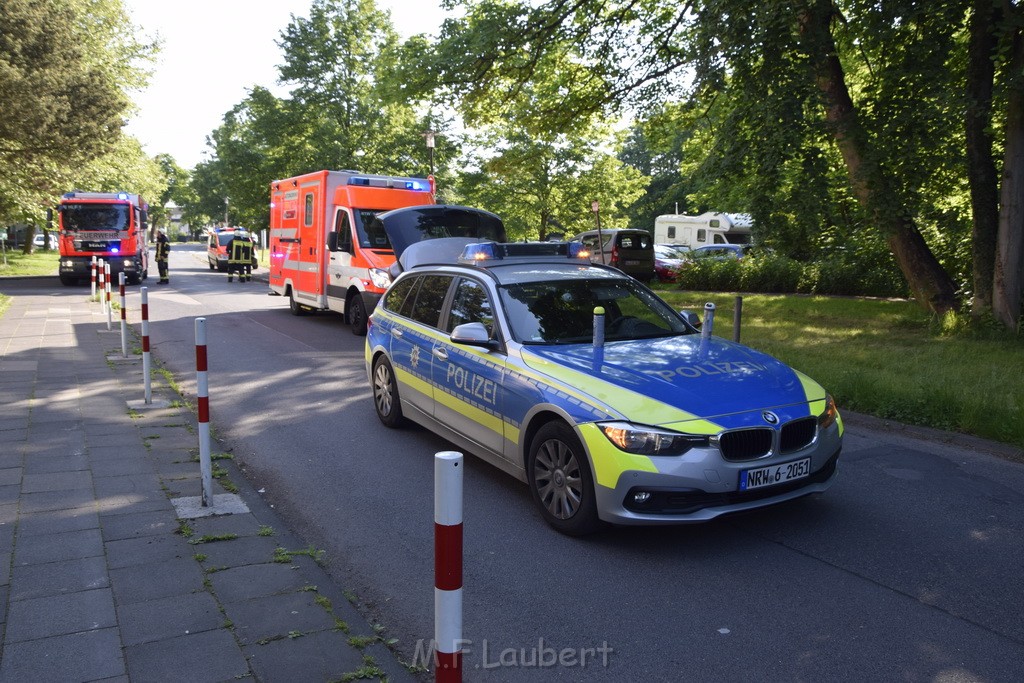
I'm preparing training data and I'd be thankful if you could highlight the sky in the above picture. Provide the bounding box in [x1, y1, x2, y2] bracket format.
[122, 0, 447, 169]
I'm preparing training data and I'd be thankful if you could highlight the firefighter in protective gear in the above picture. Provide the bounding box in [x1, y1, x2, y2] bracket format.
[227, 230, 254, 283]
[155, 230, 170, 284]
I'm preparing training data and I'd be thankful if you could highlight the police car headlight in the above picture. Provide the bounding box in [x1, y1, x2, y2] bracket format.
[369, 268, 391, 289]
[818, 394, 839, 429]
[599, 422, 708, 456]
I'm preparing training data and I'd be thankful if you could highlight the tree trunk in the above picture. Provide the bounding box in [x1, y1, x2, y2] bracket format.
[965, 0, 1001, 317]
[994, 26, 1024, 330]
[799, 0, 959, 315]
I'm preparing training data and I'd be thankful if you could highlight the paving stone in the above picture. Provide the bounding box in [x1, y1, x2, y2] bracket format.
[22, 452, 88, 474]
[9, 556, 109, 601]
[227, 591, 339, 645]
[192, 535, 281, 568]
[0, 627, 124, 682]
[124, 628, 250, 683]
[106, 533, 193, 570]
[0, 484, 19, 506]
[20, 470, 92, 493]
[13, 527, 103, 566]
[91, 456, 153, 477]
[100, 509, 178, 541]
[0, 468, 22, 487]
[244, 628, 368, 683]
[117, 591, 224, 646]
[16, 506, 99, 536]
[5, 587, 116, 642]
[20, 488, 94, 514]
[208, 563, 311, 604]
[109, 558, 205, 604]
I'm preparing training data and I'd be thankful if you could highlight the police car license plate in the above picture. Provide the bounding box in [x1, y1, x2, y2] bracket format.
[739, 458, 811, 491]
[625, 259, 641, 265]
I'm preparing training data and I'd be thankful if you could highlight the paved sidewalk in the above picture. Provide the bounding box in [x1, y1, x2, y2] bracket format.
[0, 286, 417, 682]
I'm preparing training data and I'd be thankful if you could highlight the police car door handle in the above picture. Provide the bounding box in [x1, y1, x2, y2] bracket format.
[433, 347, 448, 361]
[391, 328, 404, 339]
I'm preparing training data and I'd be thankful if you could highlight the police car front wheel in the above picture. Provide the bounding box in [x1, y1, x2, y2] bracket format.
[528, 422, 604, 536]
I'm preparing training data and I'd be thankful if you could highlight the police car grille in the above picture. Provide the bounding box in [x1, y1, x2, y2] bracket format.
[719, 429, 773, 461]
[780, 417, 817, 453]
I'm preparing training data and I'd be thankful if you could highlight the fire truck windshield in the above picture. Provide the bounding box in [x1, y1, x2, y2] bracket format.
[61, 204, 130, 232]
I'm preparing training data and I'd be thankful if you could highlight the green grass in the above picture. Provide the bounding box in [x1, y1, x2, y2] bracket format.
[653, 287, 1024, 449]
[0, 248, 59, 277]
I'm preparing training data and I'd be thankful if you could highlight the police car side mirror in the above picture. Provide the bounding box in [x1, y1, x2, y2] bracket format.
[680, 310, 702, 329]
[450, 322, 499, 350]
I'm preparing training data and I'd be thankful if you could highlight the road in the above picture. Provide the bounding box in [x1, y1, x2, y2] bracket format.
[5, 244, 1023, 682]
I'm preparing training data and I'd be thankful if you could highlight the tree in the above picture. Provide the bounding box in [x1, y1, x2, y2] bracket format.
[423, 0, 964, 314]
[0, 0, 155, 226]
[200, 0, 432, 229]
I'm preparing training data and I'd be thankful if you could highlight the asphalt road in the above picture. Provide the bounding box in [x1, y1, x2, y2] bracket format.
[6, 244, 1023, 682]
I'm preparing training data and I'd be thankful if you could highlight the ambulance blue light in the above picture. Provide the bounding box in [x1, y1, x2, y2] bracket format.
[117, 192, 129, 200]
[349, 177, 370, 186]
[461, 243, 501, 262]
[405, 181, 425, 191]
[110, 246, 120, 254]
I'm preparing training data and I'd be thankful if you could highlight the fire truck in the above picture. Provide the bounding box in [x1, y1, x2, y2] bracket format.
[268, 170, 434, 335]
[49, 191, 150, 286]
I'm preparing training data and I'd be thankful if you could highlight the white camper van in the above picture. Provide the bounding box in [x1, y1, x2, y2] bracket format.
[653, 212, 752, 249]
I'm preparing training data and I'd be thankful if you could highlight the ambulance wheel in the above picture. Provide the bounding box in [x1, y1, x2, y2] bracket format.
[527, 421, 605, 536]
[348, 295, 368, 336]
[289, 291, 308, 316]
[372, 356, 405, 428]
[59, 274, 77, 287]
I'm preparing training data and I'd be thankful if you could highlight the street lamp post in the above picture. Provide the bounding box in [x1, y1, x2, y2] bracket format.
[224, 197, 229, 227]
[423, 130, 436, 177]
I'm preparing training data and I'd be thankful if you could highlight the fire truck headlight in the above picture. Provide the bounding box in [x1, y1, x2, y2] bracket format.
[123, 259, 133, 269]
[369, 268, 391, 289]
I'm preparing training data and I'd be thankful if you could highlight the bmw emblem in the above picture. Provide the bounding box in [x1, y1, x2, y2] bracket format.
[762, 411, 779, 425]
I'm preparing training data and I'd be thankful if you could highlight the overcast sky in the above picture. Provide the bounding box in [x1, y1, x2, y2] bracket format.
[122, 0, 446, 169]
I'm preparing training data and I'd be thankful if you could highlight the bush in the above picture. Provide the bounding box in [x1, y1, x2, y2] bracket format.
[675, 253, 908, 297]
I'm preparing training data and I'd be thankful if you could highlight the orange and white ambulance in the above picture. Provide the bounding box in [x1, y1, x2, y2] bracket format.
[268, 170, 434, 334]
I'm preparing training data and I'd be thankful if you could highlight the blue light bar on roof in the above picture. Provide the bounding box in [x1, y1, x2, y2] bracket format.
[460, 243, 501, 263]
[117, 192, 129, 200]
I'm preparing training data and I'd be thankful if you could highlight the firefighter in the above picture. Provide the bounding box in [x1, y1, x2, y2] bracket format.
[155, 229, 170, 284]
[227, 229, 253, 283]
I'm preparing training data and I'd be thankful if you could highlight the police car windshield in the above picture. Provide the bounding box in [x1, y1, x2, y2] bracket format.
[61, 204, 129, 232]
[499, 278, 692, 344]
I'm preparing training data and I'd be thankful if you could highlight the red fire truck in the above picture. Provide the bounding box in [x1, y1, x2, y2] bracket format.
[268, 170, 434, 334]
[49, 191, 150, 286]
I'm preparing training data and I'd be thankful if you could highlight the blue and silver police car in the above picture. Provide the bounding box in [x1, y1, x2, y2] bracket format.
[365, 206, 843, 535]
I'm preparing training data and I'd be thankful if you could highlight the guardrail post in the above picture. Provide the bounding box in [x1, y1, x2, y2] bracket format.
[195, 318, 213, 507]
[141, 287, 152, 404]
[434, 451, 463, 683]
[119, 272, 128, 357]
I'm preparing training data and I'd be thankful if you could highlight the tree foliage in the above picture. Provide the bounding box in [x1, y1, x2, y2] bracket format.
[0, 0, 157, 226]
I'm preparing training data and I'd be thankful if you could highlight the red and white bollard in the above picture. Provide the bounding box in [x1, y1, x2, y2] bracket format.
[434, 451, 463, 683]
[90, 256, 97, 298]
[141, 287, 151, 404]
[195, 318, 213, 507]
[97, 259, 106, 313]
[118, 272, 128, 357]
[104, 262, 112, 330]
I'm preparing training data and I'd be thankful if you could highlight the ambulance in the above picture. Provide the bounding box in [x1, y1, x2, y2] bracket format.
[268, 170, 434, 335]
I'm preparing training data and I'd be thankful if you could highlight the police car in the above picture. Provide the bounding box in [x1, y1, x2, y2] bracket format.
[365, 206, 843, 535]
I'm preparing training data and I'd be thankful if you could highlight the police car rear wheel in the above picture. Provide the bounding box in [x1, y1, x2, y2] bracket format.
[528, 422, 604, 536]
[372, 357, 404, 427]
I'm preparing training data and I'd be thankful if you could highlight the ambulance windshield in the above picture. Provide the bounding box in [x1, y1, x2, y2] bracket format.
[354, 209, 392, 250]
